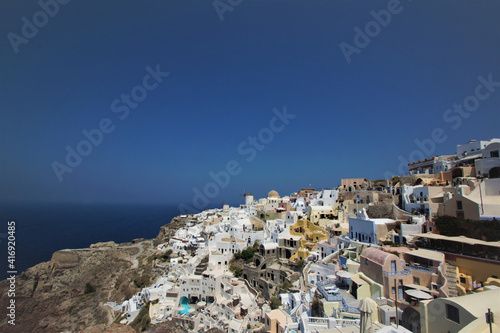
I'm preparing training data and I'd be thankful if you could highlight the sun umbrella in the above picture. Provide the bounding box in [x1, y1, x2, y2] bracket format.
[359, 297, 374, 333]
[405, 289, 432, 300]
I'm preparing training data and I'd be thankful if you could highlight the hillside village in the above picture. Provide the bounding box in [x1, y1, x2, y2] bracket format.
[109, 138, 500, 333]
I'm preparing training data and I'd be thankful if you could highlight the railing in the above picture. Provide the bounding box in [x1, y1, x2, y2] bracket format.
[384, 269, 411, 277]
[343, 306, 361, 315]
[336, 318, 360, 327]
[283, 323, 300, 333]
[317, 277, 337, 287]
[317, 283, 361, 314]
[303, 317, 360, 329]
[307, 317, 329, 324]
[408, 264, 438, 274]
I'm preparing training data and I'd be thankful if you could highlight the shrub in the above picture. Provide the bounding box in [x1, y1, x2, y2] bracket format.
[296, 259, 304, 268]
[230, 266, 242, 277]
[130, 303, 151, 332]
[133, 272, 151, 289]
[241, 248, 256, 263]
[162, 249, 173, 260]
[84, 282, 96, 294]
[280, 280, 293, 292]
[270, 296, 281, 309]
[435, 216, 500, 241]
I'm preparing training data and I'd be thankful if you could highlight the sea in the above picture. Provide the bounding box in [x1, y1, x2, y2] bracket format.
[0, 203, 183, 280]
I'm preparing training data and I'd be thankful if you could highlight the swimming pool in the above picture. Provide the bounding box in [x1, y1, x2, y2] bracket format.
[179, 296, 193, 314]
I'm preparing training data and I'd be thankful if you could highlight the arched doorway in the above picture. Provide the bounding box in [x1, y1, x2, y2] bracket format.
[402, 306, 421, 333]
[489, 167, 500, 178]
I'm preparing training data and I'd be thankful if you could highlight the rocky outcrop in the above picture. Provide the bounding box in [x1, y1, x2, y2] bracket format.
[90, 241, 119, 249]
[51, 250, 80, 265]
[153, 216, 190, 246]
[0, 215, 188, 333]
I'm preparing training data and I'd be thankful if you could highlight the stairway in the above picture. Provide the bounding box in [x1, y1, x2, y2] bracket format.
[195, 255, 209, 275]
[445, 262, 459, 297]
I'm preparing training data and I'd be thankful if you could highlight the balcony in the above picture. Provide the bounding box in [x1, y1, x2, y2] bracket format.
[384, 269, 411, 277]
[408, 264, 438, 274]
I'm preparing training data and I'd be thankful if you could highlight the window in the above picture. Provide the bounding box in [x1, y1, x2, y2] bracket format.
[456, 201, 463, 210]
[446, 304, 460, 324]
[460, 277, 466, 284]
[391, 287, 396, 294]
[365, 259, 369, 266]
[413, 277, 420, 285]
[491, 150, 499, 158]
[399, 279, 403, 286]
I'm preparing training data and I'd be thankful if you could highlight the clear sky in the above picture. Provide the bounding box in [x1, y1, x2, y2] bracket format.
[1, 0, 499, 209]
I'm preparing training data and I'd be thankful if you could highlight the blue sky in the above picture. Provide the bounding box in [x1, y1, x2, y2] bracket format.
[1, 0, 499, 208]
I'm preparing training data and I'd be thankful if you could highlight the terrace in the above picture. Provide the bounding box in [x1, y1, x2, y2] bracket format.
[317, 278, 360, 315]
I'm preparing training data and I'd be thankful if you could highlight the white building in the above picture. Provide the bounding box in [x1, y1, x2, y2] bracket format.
[310, 189, 339, 207]
[348, 209, 396, 245]
[457, 138, 500, 160]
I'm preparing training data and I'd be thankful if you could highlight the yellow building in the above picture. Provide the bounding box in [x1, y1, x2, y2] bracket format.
[289, 219, 328, 263]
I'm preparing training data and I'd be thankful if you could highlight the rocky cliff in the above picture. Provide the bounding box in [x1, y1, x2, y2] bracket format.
[0, 216, 187, 333]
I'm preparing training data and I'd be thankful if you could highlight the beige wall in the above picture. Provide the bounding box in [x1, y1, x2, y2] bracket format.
[440, 195, 479, 220]
[419, 298, 477, 333]
[448, 254, 500, 284]
[360, 251, 412, 300]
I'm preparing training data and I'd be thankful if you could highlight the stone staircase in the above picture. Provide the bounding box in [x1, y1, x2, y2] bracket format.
[195, 255, 209, 275]
[445, 262, 459, 297]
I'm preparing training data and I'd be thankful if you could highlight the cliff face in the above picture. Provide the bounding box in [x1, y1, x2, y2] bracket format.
[153, 215, 192, 246]
[0, 216, 186, 333]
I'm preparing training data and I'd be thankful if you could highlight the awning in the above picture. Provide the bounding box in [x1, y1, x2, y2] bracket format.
[405, 289, 432, 300]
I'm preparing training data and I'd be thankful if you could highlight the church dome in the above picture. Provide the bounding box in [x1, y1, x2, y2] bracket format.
[268, 190, 280, 198]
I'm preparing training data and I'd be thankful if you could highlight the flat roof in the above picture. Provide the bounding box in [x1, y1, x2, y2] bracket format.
[405, 249, 444, 262]
[266, 309, 292, 326]
[412, 233, 500, 248]
[262, 242, 278, 249]
[373, 218, 397, 225]
[278, 235, 302, 240]
[351, 275, 368, 285]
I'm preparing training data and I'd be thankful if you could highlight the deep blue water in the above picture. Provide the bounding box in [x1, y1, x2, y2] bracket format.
[0, 203, 181, 280]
